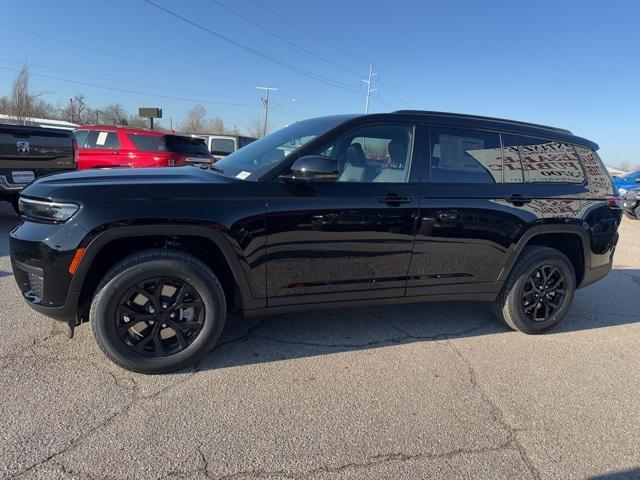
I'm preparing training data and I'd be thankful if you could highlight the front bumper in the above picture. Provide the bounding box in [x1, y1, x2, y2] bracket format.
[10, 219, 88, 323]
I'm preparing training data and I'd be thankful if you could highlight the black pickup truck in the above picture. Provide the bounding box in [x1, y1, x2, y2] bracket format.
[0, 123, 75, 213]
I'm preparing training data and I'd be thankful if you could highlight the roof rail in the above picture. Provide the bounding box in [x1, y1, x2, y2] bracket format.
[393, 110, 573, 135]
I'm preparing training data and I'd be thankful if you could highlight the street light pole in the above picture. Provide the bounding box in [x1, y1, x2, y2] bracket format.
[256, 86, 278, 136]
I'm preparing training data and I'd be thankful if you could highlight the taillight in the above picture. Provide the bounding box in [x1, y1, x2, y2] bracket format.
[71, 138, 78, 167]
[605, 194, 623, 209]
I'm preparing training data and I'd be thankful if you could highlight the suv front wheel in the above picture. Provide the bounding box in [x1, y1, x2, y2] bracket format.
[494, 246, 576, 334]
[90, 249, 226, 374]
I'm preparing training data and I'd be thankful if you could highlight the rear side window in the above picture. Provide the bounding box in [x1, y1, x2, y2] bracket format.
[501, 134, 525, 183]
[430, 127, 501, 183]
[84, 130, 120, 150]
[164, 135, 210, 155]
[129, 134, 166, 152]
[211, 138, 235, 154]
[518, 136, 585, 183]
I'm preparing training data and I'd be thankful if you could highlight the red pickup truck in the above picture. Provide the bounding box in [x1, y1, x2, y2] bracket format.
[74, 125, 213, 170]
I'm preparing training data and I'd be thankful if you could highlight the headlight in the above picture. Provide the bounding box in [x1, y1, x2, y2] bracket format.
[19, 197, 80, 223]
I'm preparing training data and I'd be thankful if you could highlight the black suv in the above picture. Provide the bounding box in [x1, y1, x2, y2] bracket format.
[10, 111, 621, 373]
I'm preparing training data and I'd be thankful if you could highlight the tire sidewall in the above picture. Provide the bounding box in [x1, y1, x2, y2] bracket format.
[92, 258, 225, 373]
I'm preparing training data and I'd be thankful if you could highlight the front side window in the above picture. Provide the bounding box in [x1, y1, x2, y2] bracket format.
[314, 124, 413, 183]
[430, 127, 501, 183]
[518, 136, 585, 183]
[85, 130, 120, 150]
[73, 130, 89, 148]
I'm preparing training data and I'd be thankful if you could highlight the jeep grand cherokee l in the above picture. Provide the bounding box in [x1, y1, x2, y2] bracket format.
[10, 111, 621, 373]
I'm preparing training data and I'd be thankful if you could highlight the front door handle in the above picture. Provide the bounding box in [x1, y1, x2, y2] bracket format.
[506, 194, 532, 206]
[377, 194, 412, 205]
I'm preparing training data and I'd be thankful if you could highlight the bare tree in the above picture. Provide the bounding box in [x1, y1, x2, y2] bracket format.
[9, 64, 33, 124]
[208, 116, 226, 134]
[60, 95, 95, 125]
[100, 103, 129, 125]
[246, 116, 264, 138]
[180, 104, 207, 132]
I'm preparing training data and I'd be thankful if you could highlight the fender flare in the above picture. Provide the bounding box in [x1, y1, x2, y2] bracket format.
[69, 224, 264, 310]
[497, 224, 590, 283]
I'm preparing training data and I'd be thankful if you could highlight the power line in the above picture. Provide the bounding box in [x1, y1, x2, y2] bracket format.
[208, 0, 362, 78]
[0, 57, 256, 101]
[248, 0, 371, 67]
[143, 0, 361, 95]
[0, 65, 258, 108]
[0, 24, 256, 87]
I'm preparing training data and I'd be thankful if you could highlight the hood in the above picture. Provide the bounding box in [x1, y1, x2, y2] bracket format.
[22, 166, 235, 199]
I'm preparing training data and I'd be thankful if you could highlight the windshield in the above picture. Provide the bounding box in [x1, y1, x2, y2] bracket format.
[215, 115, 356, 179]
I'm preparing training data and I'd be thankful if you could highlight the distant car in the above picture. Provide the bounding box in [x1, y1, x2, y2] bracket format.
[621, 185, 640, 219]
[185, 133, 256, 161]
[74, 126, 213, 170]
[612, 170, 640, 195]
[0, 123, 75, 213]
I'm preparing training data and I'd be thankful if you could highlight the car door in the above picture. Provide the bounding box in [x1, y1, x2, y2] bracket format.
[76, 129, 121, 169]
[266, 122, 422, 306]
[407, 125, 542, 296]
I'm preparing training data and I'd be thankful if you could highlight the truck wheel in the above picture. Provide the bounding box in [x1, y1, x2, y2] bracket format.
[494, 246, 575, 334]
[90, 249, 226, 374]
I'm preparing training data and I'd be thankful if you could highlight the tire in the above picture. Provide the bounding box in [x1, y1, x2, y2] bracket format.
[90, 249, 226, 374]
[494, 246, 576, 334]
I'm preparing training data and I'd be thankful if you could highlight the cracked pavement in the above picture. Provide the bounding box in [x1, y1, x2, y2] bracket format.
[1, 203, 639, 480]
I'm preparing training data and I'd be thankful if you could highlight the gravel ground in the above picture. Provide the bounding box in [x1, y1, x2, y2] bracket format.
[0, 202, 638, 480]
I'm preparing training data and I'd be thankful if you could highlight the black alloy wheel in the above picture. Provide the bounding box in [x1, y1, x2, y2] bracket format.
[494, 245, 576, 334]
[521, 265, 566, 322]
[116, 277, 205, 357]
[91, 249, 227, 374]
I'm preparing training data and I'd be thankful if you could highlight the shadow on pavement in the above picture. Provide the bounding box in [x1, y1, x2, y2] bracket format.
[197, 267, 640, 372]
[588, 468, 640, 479]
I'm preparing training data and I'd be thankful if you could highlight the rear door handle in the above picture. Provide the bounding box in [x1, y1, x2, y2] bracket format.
[377, 194, 412, 205]
[506, 194, 532, 206]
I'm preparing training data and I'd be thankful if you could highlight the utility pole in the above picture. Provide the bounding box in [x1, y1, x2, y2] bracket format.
[362, 64, 378, 114]
[256, 86, 278, 136]
[69, 98, 74, 123]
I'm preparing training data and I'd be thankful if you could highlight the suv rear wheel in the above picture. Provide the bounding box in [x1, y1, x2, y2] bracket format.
[90, 249, 226, 374]
[494, 246, 576, 334]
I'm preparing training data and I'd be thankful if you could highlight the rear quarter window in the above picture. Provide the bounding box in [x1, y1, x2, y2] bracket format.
[165, 135, 210, 155]
[211, 138, 236, 154]
[518, 136, 585, 184]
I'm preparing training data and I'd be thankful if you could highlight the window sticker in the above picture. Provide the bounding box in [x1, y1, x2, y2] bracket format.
[96, 131, 109, 146]
[235, 171, 251, 180]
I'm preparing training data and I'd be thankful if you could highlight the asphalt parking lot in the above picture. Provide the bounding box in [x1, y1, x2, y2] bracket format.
[0, 202, 639, 480]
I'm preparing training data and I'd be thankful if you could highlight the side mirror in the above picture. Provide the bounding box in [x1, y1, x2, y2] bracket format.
[280, 155, 339, 183]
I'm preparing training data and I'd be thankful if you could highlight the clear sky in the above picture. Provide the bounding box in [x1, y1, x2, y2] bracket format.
[0, 0, 638, 165]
